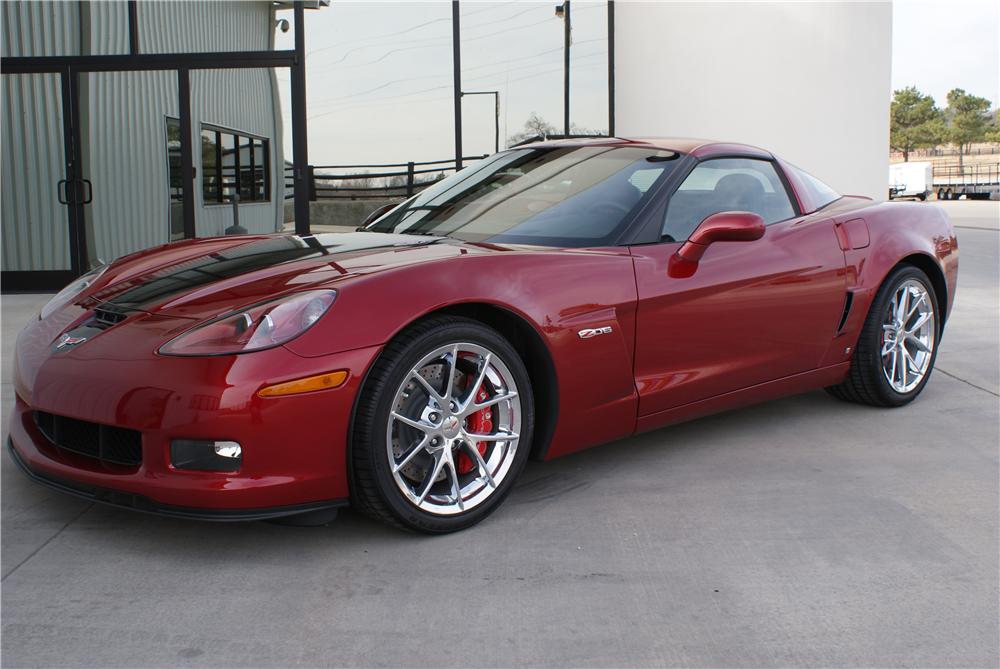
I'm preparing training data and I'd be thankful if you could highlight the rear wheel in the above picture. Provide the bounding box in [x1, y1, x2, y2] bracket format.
[351, 317, 533, 533]
[827, 265, 939, 407]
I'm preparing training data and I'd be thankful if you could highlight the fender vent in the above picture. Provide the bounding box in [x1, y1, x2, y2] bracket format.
[836, 291, 855, 334]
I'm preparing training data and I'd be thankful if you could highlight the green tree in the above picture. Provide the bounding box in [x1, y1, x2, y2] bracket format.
[889, 86, 944, 161]
[985, 110, 1000, 144]
[945, 88, 992, 165]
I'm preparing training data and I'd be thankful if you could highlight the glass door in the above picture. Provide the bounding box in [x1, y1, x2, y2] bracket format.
[0, 71, 79, 289]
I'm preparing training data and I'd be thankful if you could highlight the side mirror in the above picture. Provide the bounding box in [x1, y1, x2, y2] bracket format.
[669, 211, 765, 278]
[357, 203, 397, 230]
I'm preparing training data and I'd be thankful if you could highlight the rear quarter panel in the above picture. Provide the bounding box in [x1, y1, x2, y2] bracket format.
[822, 198, 957, 365]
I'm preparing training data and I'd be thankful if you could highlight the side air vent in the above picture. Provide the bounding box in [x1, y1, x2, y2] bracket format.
[836, 291, 855, 334]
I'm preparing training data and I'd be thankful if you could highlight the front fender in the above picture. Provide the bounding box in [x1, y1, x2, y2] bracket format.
[286, 247, 642, 458]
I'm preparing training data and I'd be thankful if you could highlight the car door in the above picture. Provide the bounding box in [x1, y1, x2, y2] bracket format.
[629, 157, 847, 417]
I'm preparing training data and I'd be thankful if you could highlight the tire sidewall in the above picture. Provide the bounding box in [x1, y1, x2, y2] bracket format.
[865, 266, 940, 406]
[358, 320, 534, 533]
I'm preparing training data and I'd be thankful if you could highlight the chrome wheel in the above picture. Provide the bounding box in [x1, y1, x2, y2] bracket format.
[386, 343, 521, 516]
[881, 279, 936, 393]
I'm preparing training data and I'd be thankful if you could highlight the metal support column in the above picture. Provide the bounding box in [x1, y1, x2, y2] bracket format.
[127, 1, 139, 55]
[452, 0, 463, 170]
[291, 1, 311, 235]
[177, 67, 196, 239]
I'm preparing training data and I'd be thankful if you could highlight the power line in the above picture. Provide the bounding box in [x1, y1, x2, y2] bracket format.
[307, 62, 604, 120]
[305, 0, 518, 57]
[307, 41, 606, 109]
[309, 4, 552, 64]
[309, 4, 601, 67]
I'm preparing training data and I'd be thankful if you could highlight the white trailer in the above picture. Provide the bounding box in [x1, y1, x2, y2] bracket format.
[889, 162, 933, 200]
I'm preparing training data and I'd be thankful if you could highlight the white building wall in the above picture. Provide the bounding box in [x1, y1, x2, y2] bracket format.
[614, 1, 892, 201]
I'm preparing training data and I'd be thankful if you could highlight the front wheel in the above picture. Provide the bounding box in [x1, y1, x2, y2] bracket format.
[827, 265, 939, 407]
[351, 316, 534, 533]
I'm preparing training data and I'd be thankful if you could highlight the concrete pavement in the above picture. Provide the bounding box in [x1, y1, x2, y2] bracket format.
[2, 201, 997, 667]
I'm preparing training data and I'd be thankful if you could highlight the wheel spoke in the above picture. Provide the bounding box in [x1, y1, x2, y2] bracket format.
[881, 338, 894, 357]
[410, 372, 443, 402]
[906, 311, 931, 335]
[899, 346, 908, 387]
[897, 288, 910, 325]
[392, 435, 430, 474]
[889, 347, 898, 385]
[463, 429, 519, 442]
[905, 293, 927, 322]
[460, 352, 492, 410]
[461, 391, 518, 417]
[391, 412, 430, 433]
[460, 440, 496, 488]
[416, 452, 447, 505]
[442, 344, 459, 402]
[905, 333, 931, 353]
[445, 456, 464, 511]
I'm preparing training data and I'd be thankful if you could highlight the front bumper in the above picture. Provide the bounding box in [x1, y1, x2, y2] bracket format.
[7, 438, 346, 521]
[8, 310, 381, 517]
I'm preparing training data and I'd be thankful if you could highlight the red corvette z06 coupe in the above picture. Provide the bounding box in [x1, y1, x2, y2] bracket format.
[8, 138, 958, 533]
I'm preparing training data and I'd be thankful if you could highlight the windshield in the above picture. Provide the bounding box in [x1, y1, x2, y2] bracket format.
[366, 145, 680, 247]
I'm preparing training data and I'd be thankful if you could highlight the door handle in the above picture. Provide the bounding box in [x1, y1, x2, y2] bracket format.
[78, 179, 93, 204]
[57, 179, 70, 204]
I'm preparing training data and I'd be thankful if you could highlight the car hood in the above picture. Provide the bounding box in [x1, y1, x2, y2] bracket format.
[80, 232, 502, 321]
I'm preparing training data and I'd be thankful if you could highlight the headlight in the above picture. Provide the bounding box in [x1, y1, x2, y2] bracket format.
[40, 265, 108, 319]
[158, 289, 336, 356]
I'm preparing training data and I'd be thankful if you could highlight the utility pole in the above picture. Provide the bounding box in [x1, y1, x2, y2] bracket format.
[557, 1, 571, 136]
[452, 1, 463, 169]
[607, 0, 615, 136]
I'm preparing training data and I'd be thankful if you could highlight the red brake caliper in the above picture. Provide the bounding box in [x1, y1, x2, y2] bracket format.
[458, 386, 492, 475]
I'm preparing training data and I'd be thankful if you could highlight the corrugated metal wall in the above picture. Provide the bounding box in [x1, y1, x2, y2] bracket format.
[1, 1, 284, 274]
[1, 2, 80, 271]
[87, 1, 282, 262]
[84, 71, 179, 264]
[0, 1, 80, 58]
[1, 73, 72, 271]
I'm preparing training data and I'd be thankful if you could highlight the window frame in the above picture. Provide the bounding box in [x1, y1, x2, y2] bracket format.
[164, 116, 185, 241]
[199, 122, 271, 206]
[646, 155, 803, 244]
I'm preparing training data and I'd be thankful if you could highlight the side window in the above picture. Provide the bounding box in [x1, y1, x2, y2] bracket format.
[662, 158, 796, 241]
[788, 163, 840, 209]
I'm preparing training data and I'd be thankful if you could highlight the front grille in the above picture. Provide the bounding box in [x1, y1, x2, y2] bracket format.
[34, 411, 142, 466]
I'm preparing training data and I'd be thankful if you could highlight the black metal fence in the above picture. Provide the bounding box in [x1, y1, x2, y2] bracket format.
[892, 145, 1000, 159]
[284, 155, 488, 201]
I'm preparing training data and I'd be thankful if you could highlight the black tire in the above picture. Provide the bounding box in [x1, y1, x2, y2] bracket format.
[917, 192, 927, 201]
[826, 265, 940, 407]
[351, 316, 534, 533]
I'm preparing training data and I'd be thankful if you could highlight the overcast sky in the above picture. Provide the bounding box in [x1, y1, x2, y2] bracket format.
[276, 0, 999, 167]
